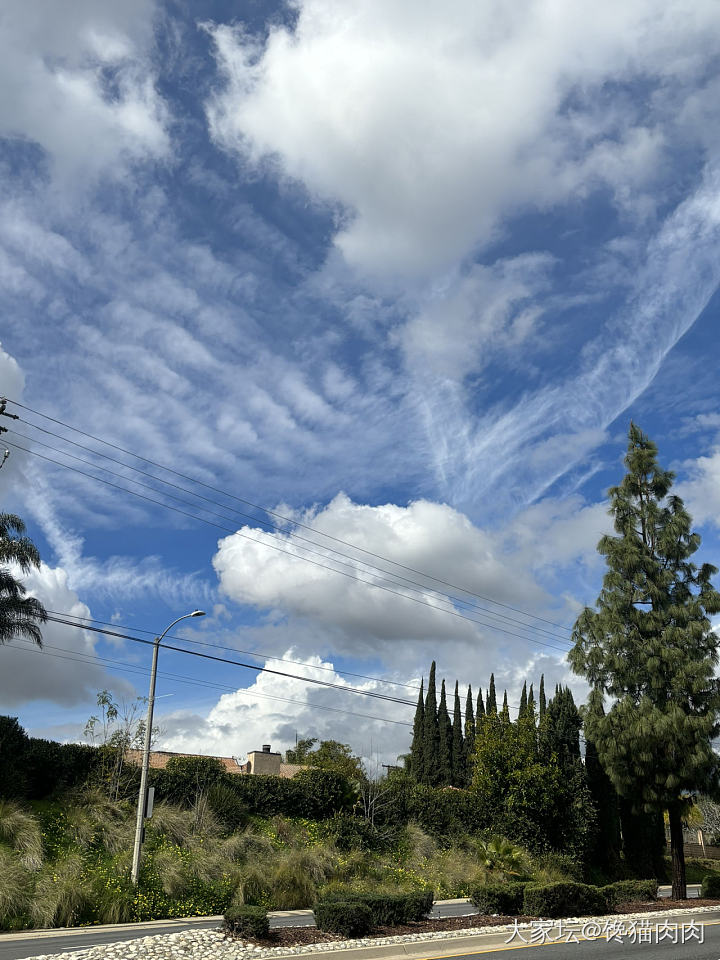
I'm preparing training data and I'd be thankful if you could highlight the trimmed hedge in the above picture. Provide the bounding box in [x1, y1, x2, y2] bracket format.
[523, 882, 609, 918]
[315, 901, 373, 937]
[224, 905, 269, 939]
[701, 874, 720, 898]
[601, 880, 657, 906]
[318, 890, 433, 925]
[470, 882, 528, 915]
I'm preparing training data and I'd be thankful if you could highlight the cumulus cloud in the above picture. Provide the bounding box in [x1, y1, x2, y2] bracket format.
[0, 561, 134, 707]
[204, 0, 720, 276]
[678, 447, 720, 529]
[212, 492, 588, 673]
[158, 650, 415, 769]
[0, 0, 168, 177]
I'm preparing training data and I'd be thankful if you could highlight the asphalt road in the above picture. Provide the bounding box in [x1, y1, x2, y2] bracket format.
[0, 894, 706, 960]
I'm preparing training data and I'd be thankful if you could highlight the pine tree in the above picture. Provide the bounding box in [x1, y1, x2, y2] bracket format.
[539, 675, 546, 720]
[501, 690, 510, 723]
[451, 681, 464, 787]
[422, 662, 440, 785]
[476, 687, 485, 719]
[486, 674, 497, 715]
[464, 685, 476, 785]
[570, 424, 720, 899]
[518, 682, 528, 719]
[437, 679, 453, 785]
[528, 684, 535, 718]
[409, 679, 425, 782]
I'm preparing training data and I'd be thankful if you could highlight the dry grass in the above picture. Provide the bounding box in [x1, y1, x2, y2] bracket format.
[0, 799, 44, 869]
[0, 848, 32, 927]
[32, 853, 94, 927]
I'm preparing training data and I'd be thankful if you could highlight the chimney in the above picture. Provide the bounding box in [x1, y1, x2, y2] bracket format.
[262, 744, 271, 753]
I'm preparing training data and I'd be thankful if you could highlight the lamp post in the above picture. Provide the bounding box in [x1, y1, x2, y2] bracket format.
[131, 609, 205, 885]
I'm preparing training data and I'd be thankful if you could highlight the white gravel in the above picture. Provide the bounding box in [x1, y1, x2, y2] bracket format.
[23, 905, 720, 960]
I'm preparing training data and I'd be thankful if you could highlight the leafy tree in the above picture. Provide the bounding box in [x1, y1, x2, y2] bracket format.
[486, 674, 497, 715]
[570, 424, 720, 898]
[422, 662, 439, 785]
[307, 740, 366, 782]
[408, 679, 424, 780]
[437, 679, 452, 786]
[0, 513, 47, 647]
[451, 681, 464, 787]
[285, 738, 318, 763]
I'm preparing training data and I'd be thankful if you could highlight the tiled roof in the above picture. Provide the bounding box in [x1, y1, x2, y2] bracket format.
[124, 749, 306, 778]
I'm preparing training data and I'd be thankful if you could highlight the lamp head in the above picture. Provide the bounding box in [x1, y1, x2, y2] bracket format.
[190, 609, 206, 618]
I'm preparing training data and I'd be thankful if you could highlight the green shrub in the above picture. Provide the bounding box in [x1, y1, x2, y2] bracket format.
[224, 904, 269, 939]
[207, 782, 248, 831]
[701, 874, 720, 898]
[318, 890, 433, 925]
[601, 880, 657, 906]
[324, 813, 390, 851]
[314, 900, 373, 937]
[523, 882, 609, 918]
[471, 882, 528, 915]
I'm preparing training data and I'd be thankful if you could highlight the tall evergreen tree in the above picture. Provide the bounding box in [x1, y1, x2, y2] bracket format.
[518, 682, 528, 719]
[486, 674, 497, 715]
[570, 424, 720, 899]
[464, 685, 476, 785]
[543, 686, 581, 771]
[476, 687, 485, 719]
[451, 681, 464, 786]
[409, 679, 425, 781]
[539, 675, 546, 720]
[584, 736, 621, 872]
[422, 662, 440, 785]
[437, 679, 453, 785]
[501, 690, 510, 723]
[528, 684, 535, 718]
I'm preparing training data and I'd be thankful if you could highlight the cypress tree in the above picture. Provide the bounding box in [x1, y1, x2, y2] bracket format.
[528, 683, 535, 716]
[570, 424, 720, 899]
[422, 662, 440, 785]
[501, 690, 510, 723]
[539, 675, 546, 720]
[518, 682, 528, 719]
[451, 681, 464, 787]
[584, 735, 621, 872]
[464, 685, 476, 785]
[543, 686, 581, 771]
[409, 678, 425, 781]
[437, 679, 453, 786]
[476, 687, 485, 719]
[486, 674, 497, 715]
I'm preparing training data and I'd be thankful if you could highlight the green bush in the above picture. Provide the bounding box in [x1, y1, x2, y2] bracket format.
[601, 880, 657, 905]
[701, 874, 720, 898]
[523, 882, 609, 918]
[223, 904, 269, 939]
[318, 890, 433, 925]
[470, 882, 528, 915]
[323, 813, 391, 851]
[314, 900, 373, 937]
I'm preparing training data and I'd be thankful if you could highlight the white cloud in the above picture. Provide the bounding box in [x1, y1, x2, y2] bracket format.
[0, 561, 134, 707]
[204, 0, 720, 276]
[0, 0, 168, 178]
[678, 447, 720, 529]
[213, 492, 581, 664]
[158, 650, 415, 770]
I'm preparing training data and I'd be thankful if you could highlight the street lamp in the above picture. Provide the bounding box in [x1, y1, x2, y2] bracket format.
[131, 609, 205, 885]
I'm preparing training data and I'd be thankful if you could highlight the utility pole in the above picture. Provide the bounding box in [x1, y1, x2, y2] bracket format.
[0, 399, 18, 468]
[131, 609, 205, 885]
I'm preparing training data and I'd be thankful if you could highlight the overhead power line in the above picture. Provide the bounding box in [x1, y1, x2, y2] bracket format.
[7, 398, 572, 634]
[5, 637, 413, 728]
[7, 437, 571, 656]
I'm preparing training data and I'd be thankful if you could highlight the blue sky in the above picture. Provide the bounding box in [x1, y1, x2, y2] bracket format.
[1, 0, 720, 769]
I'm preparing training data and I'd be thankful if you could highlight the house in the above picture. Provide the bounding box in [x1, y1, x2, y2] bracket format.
[125, 743, 306, 779]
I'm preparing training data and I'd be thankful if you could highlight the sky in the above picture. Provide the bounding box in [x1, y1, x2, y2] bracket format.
[1, 0, 720, 772]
